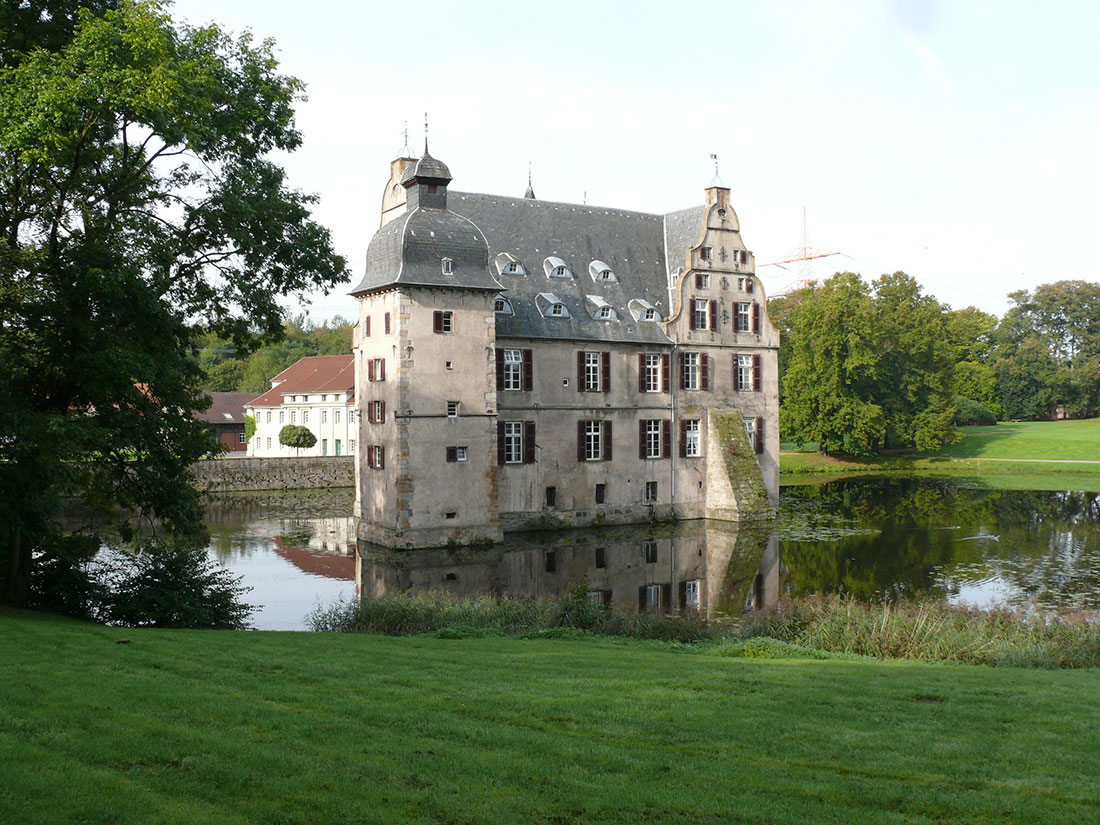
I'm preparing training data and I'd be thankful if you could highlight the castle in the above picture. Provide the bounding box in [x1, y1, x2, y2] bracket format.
[350, 149, 780, 549]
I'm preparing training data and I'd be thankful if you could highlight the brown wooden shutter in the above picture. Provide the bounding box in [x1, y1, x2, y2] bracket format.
[384, 313, 391, 334]
[745, 274, 753, 292]
[367, 359, 375, 382]
[446, 446, 457, 463]
[639, 420, 646, 459]
[603, 421, 612, 461]
[379, 359, 385, 381]
[379, 445, 385, 469]
[695, 272, 704, 289]
[577, 420, 586, 462]
[495, 349, 504, 390]
[524, 421, 536, 464]
[688, 300, 697, 331]
[638, 354, 646, 393]
[433, 311, 443, 333]
[601, 352, 610, 393]
[753, 302, 760, 333]
[755, 417, 764, 454]
[679, 419, 687, 458]
[366, 447, 373, 469]
[522, 349, 533, 391]
[753, 354, 762, 391]
[380, 401, 385, 422]
[497, 422, 505, 465]
[708, 300, 717, 331]
[678, 352, 686, 389]
[732, 353, 739, 390]
[577, 351, 585, 391]
[365, 316, 371, 337]
[661, 354, 670, 393]
[662, 419, 671, 459]
[662, 583, 671, 614]
[700, 353, 710, 390]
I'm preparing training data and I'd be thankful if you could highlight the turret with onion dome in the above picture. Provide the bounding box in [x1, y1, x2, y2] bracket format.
[350, 149, 503, 296]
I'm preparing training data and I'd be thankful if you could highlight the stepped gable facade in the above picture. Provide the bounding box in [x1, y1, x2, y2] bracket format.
[351, 150, 779, 549]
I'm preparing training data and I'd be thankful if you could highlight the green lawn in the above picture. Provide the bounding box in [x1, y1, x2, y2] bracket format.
[940, 418, 1100, 460]
[781, 419, 1100, 489]
[3, 608, 1099, 824]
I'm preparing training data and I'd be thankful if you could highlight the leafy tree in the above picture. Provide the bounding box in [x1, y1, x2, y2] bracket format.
[952, 361, 1001, 418]
[781, 273, 885, 455]
[945, 306, 998, 364]
[1, 2, 347, 605]
[0, 1, 118, 67]
[279, 424, 317, 455]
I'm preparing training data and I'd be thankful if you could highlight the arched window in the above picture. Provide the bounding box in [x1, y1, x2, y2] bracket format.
[495, 297, 512, 314]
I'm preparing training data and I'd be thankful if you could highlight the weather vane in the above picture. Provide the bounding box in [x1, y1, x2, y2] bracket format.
[424, 112, 429, 154]
[400, 121, 410, 157]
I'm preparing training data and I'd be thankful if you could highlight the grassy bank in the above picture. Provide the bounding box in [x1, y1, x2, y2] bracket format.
[3, 608, 1099, 825]
[781, 418, 1100, 489]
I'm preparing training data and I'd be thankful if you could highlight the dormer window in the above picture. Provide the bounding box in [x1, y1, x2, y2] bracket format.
[550, 303, 566, 317]
[589, 260, 617, 283]
[495, 297, 513, 314]
[495, 252, 526, 277]
[598, 306, 614, 320]
[543, 256, 572, 279]
[441, 257, 453, 275]
[537, 292, 569, 318]
[628, 298, 661, 323]
[643, 309, 658, 321]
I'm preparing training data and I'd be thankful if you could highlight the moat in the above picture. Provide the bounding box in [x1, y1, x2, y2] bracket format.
[202, 479, 1100, 629]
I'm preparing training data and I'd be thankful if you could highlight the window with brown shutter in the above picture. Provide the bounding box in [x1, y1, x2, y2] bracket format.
[523, 421, 536, 464]
[662, 419, 671, 459]
[755, 418, 764, 454]
[662, 354, 670, 392]
[638, 354, 646, 393]
[367, 359, 375, 382]
[522, 349, 533, 391]
[638, 420, 646, 460]
[752, 302, 760, 333]
[700, 353, 710, 390]
[446, 446, 457, 463]
[577, 351, 586, 392]
[753, 354, 762, 391]
[379, 445, 385, 469]
[708, 300, 717, 331]
[433, 311, 443, 333]
[601, 352, 610, 393]
[603, 420, 612, 461]
[688, 301, 697, 331]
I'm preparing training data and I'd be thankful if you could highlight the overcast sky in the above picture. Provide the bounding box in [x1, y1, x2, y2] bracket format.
[171, 0, 1100, 323]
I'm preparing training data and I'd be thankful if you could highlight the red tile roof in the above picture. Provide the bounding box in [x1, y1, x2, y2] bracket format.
[247, 355, 355, 408]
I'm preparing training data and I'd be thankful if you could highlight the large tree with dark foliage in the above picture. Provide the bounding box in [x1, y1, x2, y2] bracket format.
[0, 1, 347, 605]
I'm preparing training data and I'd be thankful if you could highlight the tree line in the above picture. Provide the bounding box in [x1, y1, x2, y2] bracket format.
[769, 274, 1100, 455]
[197, 315, 354, 394]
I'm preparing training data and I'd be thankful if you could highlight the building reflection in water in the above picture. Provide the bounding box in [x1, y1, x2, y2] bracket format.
[357, 519, 778, 617]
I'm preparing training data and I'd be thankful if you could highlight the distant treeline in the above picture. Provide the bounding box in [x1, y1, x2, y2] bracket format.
[769, 275, 1100, 455]
[197, 315, 353, 393]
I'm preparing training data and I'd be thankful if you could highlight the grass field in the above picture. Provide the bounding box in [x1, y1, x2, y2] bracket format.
[3, 607, 1100, 824]
[781, 418, 1100, 489]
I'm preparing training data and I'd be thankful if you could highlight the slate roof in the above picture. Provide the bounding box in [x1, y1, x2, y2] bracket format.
[450, 192, 703, 346]
[246, 355, 355, 408]
[197, 392, 257, 425]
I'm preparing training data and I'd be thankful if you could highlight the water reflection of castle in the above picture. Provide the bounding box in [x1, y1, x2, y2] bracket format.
[357, 520, 778, 616]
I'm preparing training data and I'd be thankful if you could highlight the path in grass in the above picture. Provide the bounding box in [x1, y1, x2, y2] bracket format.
[3, 608, 1100, 825]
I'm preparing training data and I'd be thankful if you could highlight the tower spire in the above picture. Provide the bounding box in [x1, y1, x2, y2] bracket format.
[524, 161, 536, 199]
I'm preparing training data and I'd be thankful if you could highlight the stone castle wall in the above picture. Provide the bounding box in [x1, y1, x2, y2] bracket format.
[191, 456, 354, 492]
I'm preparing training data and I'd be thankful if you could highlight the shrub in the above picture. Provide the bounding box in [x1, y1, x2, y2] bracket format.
[28, 534, 108, 620]
[104, 539, 255, 629]
[954, 396, 998, 426]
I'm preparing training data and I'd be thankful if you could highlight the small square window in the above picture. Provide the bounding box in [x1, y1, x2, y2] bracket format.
[444, 511, 456, 519]
[446, 361, 453, 370]
[456, 446, 467, 462]
[447, 401, 459, 418]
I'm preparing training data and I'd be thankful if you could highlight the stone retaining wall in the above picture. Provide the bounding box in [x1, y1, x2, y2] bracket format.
[191, 456, 354, 492]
